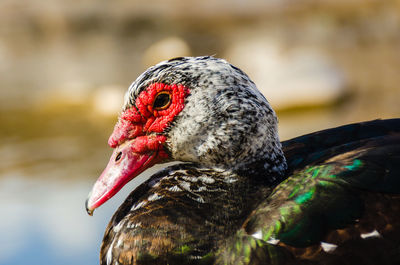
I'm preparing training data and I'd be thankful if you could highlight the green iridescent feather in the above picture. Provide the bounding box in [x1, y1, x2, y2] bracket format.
[215, 229, 295, 265]
[216, 120, 400, 264]
[245, 133, 400, 247]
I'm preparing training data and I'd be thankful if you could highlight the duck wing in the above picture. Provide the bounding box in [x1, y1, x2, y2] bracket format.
[224, 119, 400, 265]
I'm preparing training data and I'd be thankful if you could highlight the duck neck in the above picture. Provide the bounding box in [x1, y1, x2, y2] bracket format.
[231, 143, 288, 186]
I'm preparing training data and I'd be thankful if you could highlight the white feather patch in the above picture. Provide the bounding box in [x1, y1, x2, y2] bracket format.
[182, 175, 198, 182]
[148, 193, 163, 201]
[179, 181, 191, 191]
[198, 175, 215, 184]
[195, 186, 207, 192]
[267, 237, 280, 245]
[106, 240, 115, 265]
[251, 230, 263, 240]
[360, 229, 381, 239]
[320, 241, 338, 253]
[131, 201, 146, 211]
[195, 196, 205, 203]
[116, 238, 123, 247]
[168, 185, 182, 192]
[127, 221, 142, 229]
[113, 222, 124, 232]
[224, 176, 238, 183]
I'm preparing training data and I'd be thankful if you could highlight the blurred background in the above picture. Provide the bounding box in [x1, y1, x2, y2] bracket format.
[0, 0, 399, 264]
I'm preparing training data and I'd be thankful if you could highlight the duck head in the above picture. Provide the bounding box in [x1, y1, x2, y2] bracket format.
[86, 56, 287, 215]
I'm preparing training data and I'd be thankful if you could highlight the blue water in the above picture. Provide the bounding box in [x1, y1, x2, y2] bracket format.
[0, 163, 158, 265]
[0, 109, 145, 265]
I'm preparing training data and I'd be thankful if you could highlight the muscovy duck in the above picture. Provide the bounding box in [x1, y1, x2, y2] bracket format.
[86, 56, 400, 265]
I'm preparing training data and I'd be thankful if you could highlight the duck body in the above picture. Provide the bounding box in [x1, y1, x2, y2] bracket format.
[101, 164, 267, 265]
[101, 119, 400, 265]
[85, 57, 400, 265]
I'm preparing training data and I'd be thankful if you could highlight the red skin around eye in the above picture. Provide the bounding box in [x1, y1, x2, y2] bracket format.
[108, 83, 189, 148]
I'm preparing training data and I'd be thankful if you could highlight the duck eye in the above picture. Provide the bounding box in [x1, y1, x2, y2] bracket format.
[115, 152, 122, 162]
[153, 92, 171, 110]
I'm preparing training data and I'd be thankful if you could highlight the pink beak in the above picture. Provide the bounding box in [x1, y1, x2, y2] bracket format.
[85, 139, 162, 215]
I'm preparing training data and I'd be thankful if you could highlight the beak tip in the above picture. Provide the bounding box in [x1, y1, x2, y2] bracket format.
[85, 195, 95, 216]
[86, 209, 94, 216]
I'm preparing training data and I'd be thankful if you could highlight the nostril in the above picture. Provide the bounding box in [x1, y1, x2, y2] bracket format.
[115, 152, 122, 162]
